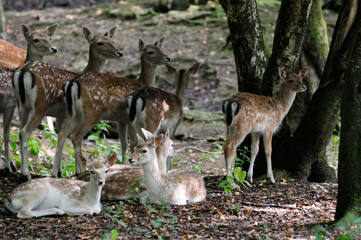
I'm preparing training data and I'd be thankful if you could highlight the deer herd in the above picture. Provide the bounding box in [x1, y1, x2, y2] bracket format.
[1, 23, 308, 218]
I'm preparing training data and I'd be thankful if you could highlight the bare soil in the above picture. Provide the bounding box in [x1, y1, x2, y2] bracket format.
[0, 1, 350, 239]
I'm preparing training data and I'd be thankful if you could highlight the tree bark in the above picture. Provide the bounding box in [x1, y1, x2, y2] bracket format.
[219, 0, 267, 93]
[0, 0, 5, 40]
[335, 2, 361, 221]
[279, 0, 358, 182]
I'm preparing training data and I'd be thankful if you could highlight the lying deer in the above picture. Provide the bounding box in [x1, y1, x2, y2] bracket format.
[52, 37, 170, 177]
[5, 154, 116, 218]
[222, 67, 309, 183]
[126, 62, 199, 171]
[0, 23, 59, 172]
[78, 131, 174, 200]
[12, 25, 123, 179]
[130, 128, 206, 205]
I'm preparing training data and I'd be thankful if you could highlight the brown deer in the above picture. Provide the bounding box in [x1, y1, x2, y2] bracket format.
[0, 39, 26, 68]
[0, 23, 59, 172]
[12, 25, 123, 179]
[52, 37, 170, 177]
[126, 62, 199, 169]
[5, 154, 116, 218]
[78, 131, 174, 200]
[222, 67, 309, 183]
[130, 128, 206, 205]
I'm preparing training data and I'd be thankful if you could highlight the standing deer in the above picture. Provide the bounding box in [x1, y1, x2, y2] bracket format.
[5, 154, 116, 218]
[12, 25, 123, 179]
[0, 40, 26, 68]
[126, 62, 199, 171]
[222, 67, 309, 183]
[78, 131, 174, 200]
[0, 23, 59, 172]
[130, 128, 206, 205]
[52, 37, 170, 177]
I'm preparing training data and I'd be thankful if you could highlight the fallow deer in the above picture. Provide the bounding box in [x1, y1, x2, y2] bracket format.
[130, 128, 206, 205]
[5, 154, 116, 218]
[52, 37, 170, 177]
[0, 23, 59, 172]
[12, 25, 123, 179]
[0, 40, 26, 68]
[126, 63, 199, 170]
[222, 67, 309, 183]
[78, 131, 174, 200]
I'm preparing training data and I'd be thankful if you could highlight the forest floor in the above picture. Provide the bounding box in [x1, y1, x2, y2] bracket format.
[0, 0, 357, 239]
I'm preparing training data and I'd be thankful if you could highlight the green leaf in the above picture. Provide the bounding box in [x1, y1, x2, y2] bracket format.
[233, 167, 246, 183]
[87, 135, 99, 141]
[134, 228, 151, 232]
[111, 229, 118, 240]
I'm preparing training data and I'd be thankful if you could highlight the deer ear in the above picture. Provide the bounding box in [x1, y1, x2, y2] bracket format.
[79, 154, 88, 167]
[166, 63, 177, 78]
[44, 23, 59, 37]
[21, 23, 32, 40]
[138, 39, 145, 52]
[83, 26, 94, 43]
[104, 25, 117, 38]
[299, 68, 309, 78]
[106, 154, 117, 166]
[155, 135, 163, 147]
[188, 62, 200, 75]
[141, 128, 154, 140]
[278, 67, 287, 79]
[137, 133, 145, 145]
[154, 36, 166, 48]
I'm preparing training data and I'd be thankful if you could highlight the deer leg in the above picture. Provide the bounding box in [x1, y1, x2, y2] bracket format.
[52, 116, 78, 177]
[223, 125, 248, 178]
[117, 121, 128, 164]
[263, 132, 275, 183]
[247, 133, 261, 183]
[19, 111, 44, 179]
[3, 107, 15, 172]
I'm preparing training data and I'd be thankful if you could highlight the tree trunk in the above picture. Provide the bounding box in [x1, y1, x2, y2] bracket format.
[219, 0, 267, 94]
[288, 0, 329, 133]
[335, 2, 361, 222]
[278, 0, 358, 182]
[262, 0, 312, 96]
[0, 0, 5, 40]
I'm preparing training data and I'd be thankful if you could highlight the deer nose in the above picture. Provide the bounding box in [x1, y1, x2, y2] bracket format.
[97, 180, 104, 186]
[116, 51, 123, 57]
[301, 85, 307, 91]
[165, 57, 171, 62]
[128, 158, 137, 165]
[50, 47, 58, 53]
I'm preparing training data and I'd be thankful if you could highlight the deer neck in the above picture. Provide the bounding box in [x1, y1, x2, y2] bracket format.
[138, 55, 157, 87]
[141, 150, 165, 191]
[25, 44, 44, 62]
[275, 84, 297, 118]
[156, 145, 167, 173]
[82, 49, 107, 74]
[175, 70, 187, 106]
[82, 179, 103, 205]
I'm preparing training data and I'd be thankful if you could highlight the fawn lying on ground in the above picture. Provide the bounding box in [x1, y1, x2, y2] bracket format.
[78, 131, 174, 200]
[130, 128, 206, 205]
[12, 25, 122, 179]
[222, 67, 309, 183]
[0, 23, 59, 172]
[5, 154, 116, 218]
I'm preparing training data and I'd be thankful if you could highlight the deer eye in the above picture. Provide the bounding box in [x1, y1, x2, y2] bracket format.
[97, 42, 103, 46]
[105, 169, 108, 173]
[33, 38, 40, 43]
[90, 170, 94, 174]
[148, 51, 154, 55]
[288, 80, 294, 83]
[142, 149, 147, 153]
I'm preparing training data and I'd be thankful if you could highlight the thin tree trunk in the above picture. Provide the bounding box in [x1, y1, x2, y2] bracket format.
[279, 0, 358, 181]
[335, 2, 361, 221]
[219, 0, 267, 93]
[0, 0, 5, 40]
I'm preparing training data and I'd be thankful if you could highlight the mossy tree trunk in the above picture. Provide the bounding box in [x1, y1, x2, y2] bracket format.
[335, 2, 361, 221]
[0, 0, 5, 40]
[278, 0, 358, 182]
[219, 0, 267, 94]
